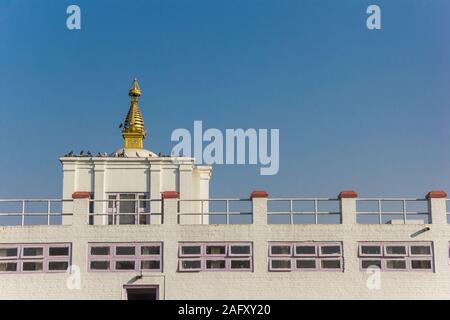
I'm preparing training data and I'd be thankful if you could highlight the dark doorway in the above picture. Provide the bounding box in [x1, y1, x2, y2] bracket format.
[124, 285, 159, 300]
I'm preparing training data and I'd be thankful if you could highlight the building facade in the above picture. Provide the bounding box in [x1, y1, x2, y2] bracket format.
[1, 80, 450, 299]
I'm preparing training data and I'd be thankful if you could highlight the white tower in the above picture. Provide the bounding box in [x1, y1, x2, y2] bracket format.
[60, 79, 211, 225]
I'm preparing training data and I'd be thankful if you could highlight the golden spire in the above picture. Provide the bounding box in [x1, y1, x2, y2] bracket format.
[122, 79, 146, 149]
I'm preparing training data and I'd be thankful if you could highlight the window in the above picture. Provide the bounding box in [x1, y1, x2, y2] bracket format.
[321, 259, 342, 270]
[411, 245, 431, 256]
[411, 259, 432, 270]
[91, 246, 109, 256]
[116, 246, 135, 256]
[90, 261, 109, 270]
[270, 245, 291, 256]
[230, 245, 251, 256]
[180, 259, 201, 271]
[270, 259, 291, 270]
[124, 285, 159, 300]
[141, 260, 160, 270]
[360, 245, 381, 256]
[116, 261, 135, 270]
[385, 259, 407, 270]
[178, 242, 253, 272]
[206, 259, 226, 270]
[119, 194, 136, 224]
[88, 243, 162, 272]
[48, 261, 69, 271]
[320, 245, 341, 256]
[23, 247, 43, 258]
[269, 242, 343, 272]
[230, 259, 251, 269]
[295, 245, 316, 256]
[106, 193, 150, 225]
[361, 259, 382, 269]
[22, 262, 43, 272]
[296, 259, 316, 269]
[0, 262, 17, 272]
[141, 246, 160, 256]
[359, 242, 433, 272]
[180, 245, 201, 256]
[0, 243, 71, 274]
[206, 245, 226, 256]
[385, 245, 407, 256]
[0, 248, 18, 259]
[49, 247, 69, 257]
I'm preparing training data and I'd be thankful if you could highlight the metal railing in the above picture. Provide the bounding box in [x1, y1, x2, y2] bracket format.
[0, 199, 73, 226]
[445, 199, 450, 224]
[356, 198, 429, 224]
[267, 198, 341, 224]
[177, 199, 252, 224]
[88, 199, 162, 225]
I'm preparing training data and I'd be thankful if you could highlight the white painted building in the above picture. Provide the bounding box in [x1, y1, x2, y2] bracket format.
[1, 80, 450, 300]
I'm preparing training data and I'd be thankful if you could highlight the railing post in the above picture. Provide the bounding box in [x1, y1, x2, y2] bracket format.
[226, 200, 229, 224]
[314, 199, 318, 224]
[426, 190, 447, 225]
[290, 200, 293, 224]
[21, 200, 25, 226]
[339, 190, 357, 225]
[71, 192, 90, 226]
[47, 200, 51, 225]
[378, 199, 382, 224]
[251, 191, 268, 226]
[162, 191, 179, 225]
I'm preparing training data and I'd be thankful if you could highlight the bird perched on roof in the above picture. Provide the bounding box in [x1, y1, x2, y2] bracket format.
[96, 152, 102, 157]
[79, 150, 84, 156]
[87, 151, 92, 157]
[68, 150, 73, 156]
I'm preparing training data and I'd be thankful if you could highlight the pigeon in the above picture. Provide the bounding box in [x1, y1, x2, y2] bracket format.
[96, 152, 102, 157]
[79, 150, 84, 156]
[68, 150, 73, 156]
[119, 123, 123, 128]
[87, 151, 92, 157]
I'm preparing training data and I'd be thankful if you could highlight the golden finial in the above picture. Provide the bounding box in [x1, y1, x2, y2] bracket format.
[122, 78, 146, 149]
[128, 78, 142, 98]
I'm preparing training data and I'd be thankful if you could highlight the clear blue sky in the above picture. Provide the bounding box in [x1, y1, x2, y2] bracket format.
[0, 0, 449, 199]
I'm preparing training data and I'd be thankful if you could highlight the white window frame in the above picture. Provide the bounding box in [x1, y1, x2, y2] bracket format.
[294, 244, 317, 257]
[359, 244, 383, 257]
[268, 243, 293, 257]
[269, 258, 292, 271]
[229, 244, 252, 257]
[359, 242, 433, 272]
[319, 244, 342, 257]
[178, 242, 253, 272]
[384, 244, 408, 257]
[294, 258, 318, 271]
[269, 242, 344, 272]
[106, 192, 150, 225]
